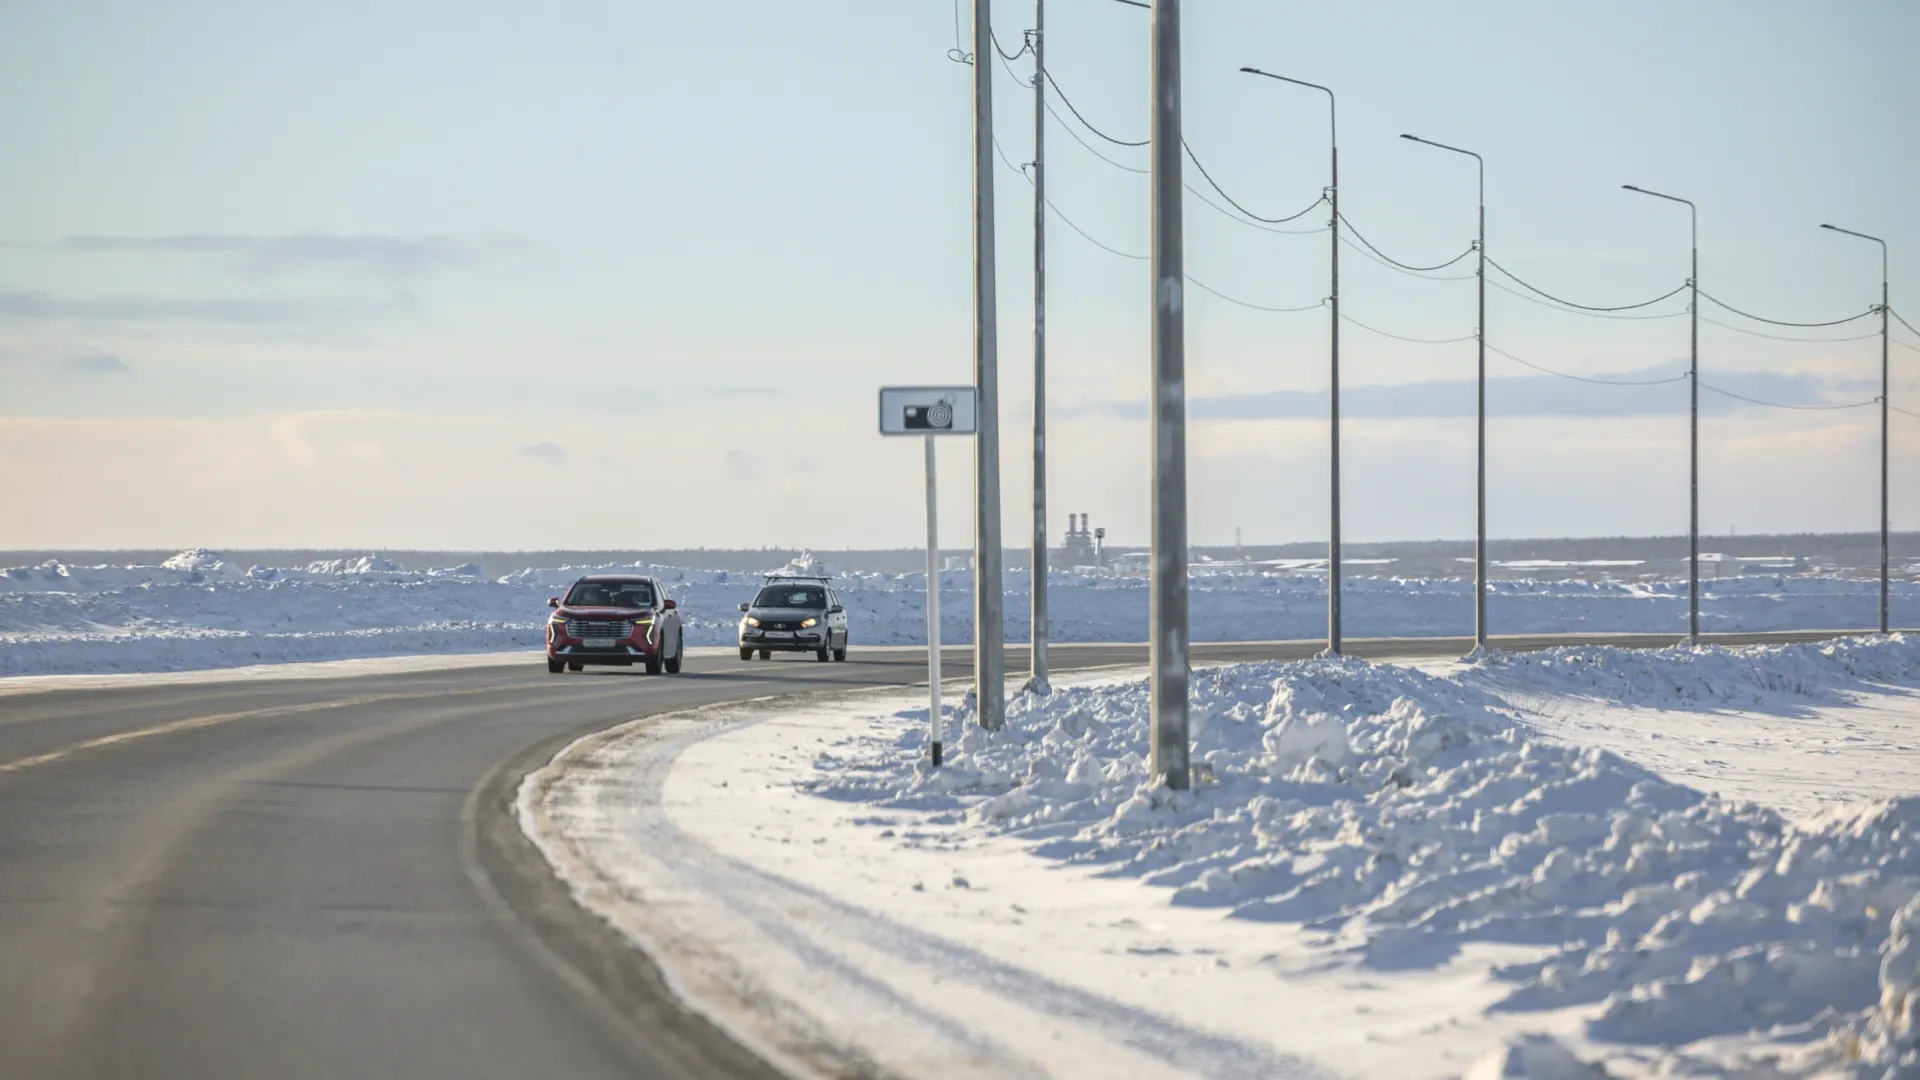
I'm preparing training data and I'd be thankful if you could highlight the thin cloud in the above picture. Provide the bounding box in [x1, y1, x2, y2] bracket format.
[0, 286, 412, 326]
[46, 232, 528, 280]
[1071, 365, 1875, 421]
[62, 352, 133, 376]
[515, 441, 567, 467]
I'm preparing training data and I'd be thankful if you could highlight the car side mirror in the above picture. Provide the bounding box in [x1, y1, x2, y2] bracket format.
[548, 597, 560, 608]
[738, 603, 750, 613]
[828, 604, 844, 614]
[662, 599, 677, 610]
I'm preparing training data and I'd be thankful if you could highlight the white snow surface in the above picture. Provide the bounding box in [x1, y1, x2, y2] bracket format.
[524, 636, 1920, 1080]
[4, 548, 1918, 677]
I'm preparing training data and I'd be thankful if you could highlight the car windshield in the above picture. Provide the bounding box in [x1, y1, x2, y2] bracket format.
[753, 586, 825, 610]
[564, 582, 653, 608]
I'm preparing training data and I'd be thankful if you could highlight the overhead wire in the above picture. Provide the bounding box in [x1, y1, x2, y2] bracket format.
[1338, 312, 1475, 345]
[1337, 213, 1476, 274]
[1486, 344, 1689, 386]
[1892, 308, 1920, 341]
[1485, 257, 1689, 312]
[1487, 277, 1690, 320]
[993, 136, 1320, 312]
[1180, 141, 1325, 224]
[1892, 403, 1920, 420]
[1338, 234, 1476, 282]
[1699, 314, 1884, 344]
[1042, 69, 1147, 147]
[1699, 292, 1876, 328]
[1695, 383, 1879, 411]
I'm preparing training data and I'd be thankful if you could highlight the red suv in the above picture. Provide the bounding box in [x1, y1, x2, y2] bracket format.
[545, 574, 685, 675]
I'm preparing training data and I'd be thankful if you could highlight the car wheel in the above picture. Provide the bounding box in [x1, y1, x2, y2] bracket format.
[759, 649, 771, 660]
[567, 661, 583, 672]
[547, 657, 565, 674]
[832, 646, 847, 662]
[665, 634, 683, 674]
[644, 652, 663, 675]
[739, 647, 754, 661]
[814, 645, 829, 662]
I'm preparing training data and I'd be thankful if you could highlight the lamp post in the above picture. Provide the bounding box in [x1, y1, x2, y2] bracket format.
[1821, 223, 1891, 635]
[1401, 134, 1487, 652]
[1240, 66, 1341, 657]
[969, 0, 1007, 730]
[1026, 0, 1050, 695]
[1624, 185, 1699, 642]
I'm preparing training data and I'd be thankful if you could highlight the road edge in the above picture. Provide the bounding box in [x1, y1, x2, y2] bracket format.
[462, 707, 811, 1080]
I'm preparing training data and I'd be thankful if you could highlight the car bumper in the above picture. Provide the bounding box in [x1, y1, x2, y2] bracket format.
[547, 640, 658, 664]
[739, 630, 829, 652]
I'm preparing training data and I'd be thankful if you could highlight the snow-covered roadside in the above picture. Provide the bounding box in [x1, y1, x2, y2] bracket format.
[6, 547, 1919, 678]
[522, 638, 1920, 1080]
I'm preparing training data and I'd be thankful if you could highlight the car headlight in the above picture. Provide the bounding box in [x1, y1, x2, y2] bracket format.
[744, 616, 760, 627]
[799, 617, 819, 628]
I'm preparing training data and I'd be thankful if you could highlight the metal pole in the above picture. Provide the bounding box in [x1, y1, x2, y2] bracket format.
[925, 435, 943, 766]
[1405, 134, 1485, 652]
[1884, 264, 1892, 635]
[1238, 68, 1340, 657]
[1689, 217, 1699, 641]
[1475, 167, 1486, 653]
[1627, 185, 1700, 640]
[1027, 0, 1051, 695]
[1148, 0, 1189, 790]
[971, 0, 1007, 730]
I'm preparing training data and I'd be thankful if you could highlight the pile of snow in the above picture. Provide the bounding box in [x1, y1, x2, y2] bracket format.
[765, 551, 838, 579]
[803, 637, 1920, 1074]
[304, 554, 406, 575]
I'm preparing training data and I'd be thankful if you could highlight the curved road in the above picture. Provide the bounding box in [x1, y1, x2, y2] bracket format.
[0, 630, 1885, 1079]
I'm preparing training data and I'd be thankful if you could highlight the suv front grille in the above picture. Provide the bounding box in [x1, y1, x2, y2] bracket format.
[566, 619, 634, 640]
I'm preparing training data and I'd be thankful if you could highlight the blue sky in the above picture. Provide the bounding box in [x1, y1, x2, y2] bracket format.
[0, 1, 1915, 550]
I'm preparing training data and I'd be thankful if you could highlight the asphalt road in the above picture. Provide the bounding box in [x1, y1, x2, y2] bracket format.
[0, 628, 1893, 1079]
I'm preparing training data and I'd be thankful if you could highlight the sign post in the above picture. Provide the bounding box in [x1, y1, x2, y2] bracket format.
[879, 386, 980, 767]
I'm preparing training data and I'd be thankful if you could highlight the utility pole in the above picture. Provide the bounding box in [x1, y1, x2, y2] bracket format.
[1402, 134, 1486, 653]
[1626, 185, 1699, 640]
[1149, 0, 1189, 790]
[971, 0, 1007, 729]
[1821, 223, 1891, 634]
[1026, 0, 1050, 695]
[1239, 67, 1339, 655]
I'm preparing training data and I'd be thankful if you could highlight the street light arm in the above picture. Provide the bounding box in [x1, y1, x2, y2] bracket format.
[1239, 67, 1335, 145]
[1821, 224, 1889, 283]
[1401, 133, 1482, 206]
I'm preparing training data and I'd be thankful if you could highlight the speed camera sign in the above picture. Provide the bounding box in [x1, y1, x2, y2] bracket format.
[877, 386, 978, 436]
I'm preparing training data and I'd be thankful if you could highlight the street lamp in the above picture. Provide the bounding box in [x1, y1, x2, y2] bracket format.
[1820, 222, 1891, 634]
[1401, 133, 1487, 653]
[1240, 66, 1342, 657]
[1623, 184, 1699, 642]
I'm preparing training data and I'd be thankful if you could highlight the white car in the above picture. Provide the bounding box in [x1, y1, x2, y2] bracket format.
[737, 576, 849, 662]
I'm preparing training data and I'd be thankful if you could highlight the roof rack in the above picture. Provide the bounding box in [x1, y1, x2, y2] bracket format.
[762, 573, 832, 583]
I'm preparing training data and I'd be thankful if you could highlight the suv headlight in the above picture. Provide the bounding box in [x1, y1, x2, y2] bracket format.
[743, 616, 760, 627]
[799, 616, 819, 628]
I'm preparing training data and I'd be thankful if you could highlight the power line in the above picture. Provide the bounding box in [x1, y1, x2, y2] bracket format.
[1892, 307, 1920, 339]
[989, 29, 1029, 61]
[1696, 382, 1879, 411]
[1487, 343, 1689, 386]
[1699, 313, 1883, 344]
[1042, 69, 1147, 147]
[1044, 98, 1148, 174]
[1187, 277, 1324, 313]
[1181, 141, 1323, 224]
[1337, 234, 1476, 282]
[1892, 403, 1920, 420]
[1485, 256, 1689, 312]
[1699, 291, 1876, 328]
[1337, 213, 1475, 274]
[1338, 312, 1475, 345]
[1487, 276, 1690, 320]
[947, 0, 971, 64]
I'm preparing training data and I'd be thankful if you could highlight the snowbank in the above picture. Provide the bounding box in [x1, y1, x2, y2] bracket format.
[800, 637, 1920, 1076]
[2, 546, 1917, 677]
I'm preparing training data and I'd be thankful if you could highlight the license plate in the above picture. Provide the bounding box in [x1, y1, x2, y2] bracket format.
[585, 639, 620, 648]
[764, 631, 793, 640]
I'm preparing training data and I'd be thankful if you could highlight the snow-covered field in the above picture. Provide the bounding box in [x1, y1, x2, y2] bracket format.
[3, 548, 1917, 677]
[521, 636, 1920, 1080]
